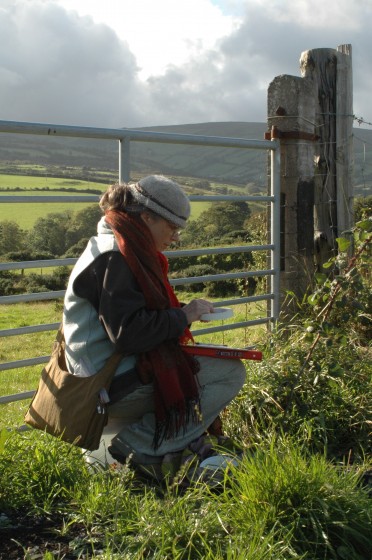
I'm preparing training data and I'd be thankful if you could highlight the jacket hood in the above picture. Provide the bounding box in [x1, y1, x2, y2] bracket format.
[97, 216, 113, 235]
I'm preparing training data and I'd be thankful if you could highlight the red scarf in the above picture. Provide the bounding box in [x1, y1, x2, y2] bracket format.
[105, 210, 200, 449]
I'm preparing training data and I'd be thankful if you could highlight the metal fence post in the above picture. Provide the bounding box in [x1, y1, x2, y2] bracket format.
[119, 137, 130, 183]
[270, 140, 281, 322]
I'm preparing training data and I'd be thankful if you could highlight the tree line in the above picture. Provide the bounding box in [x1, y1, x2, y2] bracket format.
[0, 201, 267, 297]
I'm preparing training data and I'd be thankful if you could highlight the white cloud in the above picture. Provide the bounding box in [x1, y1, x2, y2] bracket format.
[242, 0, 370, 29]
[0, 0, 371, 128]
[54, 0, 238, 78]
[0, 0, 144, 126]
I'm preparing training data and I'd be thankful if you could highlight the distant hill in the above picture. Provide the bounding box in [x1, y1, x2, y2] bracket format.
[0, 122, 371, 195]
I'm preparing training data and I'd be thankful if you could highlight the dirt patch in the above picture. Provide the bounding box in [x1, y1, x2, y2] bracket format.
[0, 512, 98, 559]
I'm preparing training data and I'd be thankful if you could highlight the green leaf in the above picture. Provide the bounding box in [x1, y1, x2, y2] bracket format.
[336, 237, 351, 252]
[357, 229, 370, 242]
[329, 364, 344, 377]
[308, 293, 319, 306]
[355, 218, 372, 232]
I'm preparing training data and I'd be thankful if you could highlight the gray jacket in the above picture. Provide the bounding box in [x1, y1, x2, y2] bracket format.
[63, 217, 188, 377]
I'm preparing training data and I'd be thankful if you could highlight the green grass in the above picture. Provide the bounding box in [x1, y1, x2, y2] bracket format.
[0, 301, 63, 428]
[0, 199, 211, 230]
[0, 174, 108, 228]
[0, 298, 267, 430]
[1, 201, 98, 229]
[0, 429, 370, 559]
[0, 301, 371, 558]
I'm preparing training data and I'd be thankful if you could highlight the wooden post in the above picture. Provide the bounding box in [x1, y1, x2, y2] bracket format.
[300, 44, 354, 268]
[267, 74, 317, 312]
[335, 45, 354, 238]
[267, 44, 354, 316]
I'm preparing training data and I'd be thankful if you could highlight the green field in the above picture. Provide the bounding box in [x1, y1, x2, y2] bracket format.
[0, 172, 108, 190]
[0, 200, 99, 229]
[0, 197, 211, 229]
[0, 173, 105, 227]
[0, 173, 213, 228]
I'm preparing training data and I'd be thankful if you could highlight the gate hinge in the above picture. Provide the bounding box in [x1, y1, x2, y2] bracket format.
[265, 126, 319, 141]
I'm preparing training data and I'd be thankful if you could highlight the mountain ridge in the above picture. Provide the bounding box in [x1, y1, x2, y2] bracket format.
[0, 122, 371, 194]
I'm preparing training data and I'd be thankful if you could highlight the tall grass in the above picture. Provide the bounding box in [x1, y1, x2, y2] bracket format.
[0, 221, 370, 558]
[223, 439, 371, 559]
[0, 429, 370, 559]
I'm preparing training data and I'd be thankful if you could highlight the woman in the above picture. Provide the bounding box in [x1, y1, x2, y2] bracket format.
[63, 175, 245, 470]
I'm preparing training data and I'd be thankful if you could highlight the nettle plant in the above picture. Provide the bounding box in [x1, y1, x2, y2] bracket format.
[288, 219, 371, 456]
[241, 218, 371, 460]
[306, 217, 371, 346]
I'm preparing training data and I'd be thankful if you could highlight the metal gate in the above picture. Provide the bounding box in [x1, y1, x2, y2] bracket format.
[0, 119, 280, 406]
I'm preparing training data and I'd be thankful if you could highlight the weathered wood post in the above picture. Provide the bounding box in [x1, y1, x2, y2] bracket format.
[267, 44, 354, 315]
[267, 74, 317, 312]
[300, 45, 354, 267]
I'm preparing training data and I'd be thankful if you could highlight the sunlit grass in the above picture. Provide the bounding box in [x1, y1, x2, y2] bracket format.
[0, 299, 268, 430]
[0, 301, 62, 428]
[1, 200, 211, 230]
[0, 429, 370, 559]
[0, 294, 371, 558]
[0, 171, 215, 230]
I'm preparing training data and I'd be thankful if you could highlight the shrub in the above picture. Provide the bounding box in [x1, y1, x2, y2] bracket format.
[172, 264, 216, 293]
[0, 271, 18, 296]
[229, 219, 372, 461]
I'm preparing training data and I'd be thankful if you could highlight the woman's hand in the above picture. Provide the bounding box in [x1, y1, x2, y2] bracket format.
[182, 298, 214, 324]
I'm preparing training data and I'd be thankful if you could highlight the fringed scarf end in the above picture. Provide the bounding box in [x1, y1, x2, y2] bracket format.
[152, 398, 202, 451]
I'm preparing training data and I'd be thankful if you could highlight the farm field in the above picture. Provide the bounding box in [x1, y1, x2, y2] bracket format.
[0, 172, 107, 189]
[0, 200, 99, 229]
[0, 172, 225, 228]
[0, 194, 212, 229]
[0, 173, 106, 227]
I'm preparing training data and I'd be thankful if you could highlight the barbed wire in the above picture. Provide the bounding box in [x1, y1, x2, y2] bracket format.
[268, 113, 372, 128]
[353, 115, 372, 127]
[319, 113, 372, 127]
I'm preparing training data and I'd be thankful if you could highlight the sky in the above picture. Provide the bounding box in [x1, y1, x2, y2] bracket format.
[1, 0, 371, 129]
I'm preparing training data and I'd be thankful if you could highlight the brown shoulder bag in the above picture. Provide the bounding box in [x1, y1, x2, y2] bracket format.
[24, 325, 122, 451]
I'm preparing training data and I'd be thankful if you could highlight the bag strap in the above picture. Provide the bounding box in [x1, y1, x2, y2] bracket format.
[97, 351, 125, 389]
[57, 322, 123, 388]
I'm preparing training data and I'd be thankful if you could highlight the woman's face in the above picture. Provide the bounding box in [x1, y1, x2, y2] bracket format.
[141, 212, 181, 252]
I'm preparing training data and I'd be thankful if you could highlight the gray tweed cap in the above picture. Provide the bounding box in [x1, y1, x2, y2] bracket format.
[128, 175, 190, 228]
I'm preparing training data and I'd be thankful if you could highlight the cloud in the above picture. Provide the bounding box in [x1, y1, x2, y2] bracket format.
[0, 0, 371, 128]
[0, 0, 143, 127]
[54, 0, 238, 78]
[140, 0, 372, 126]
